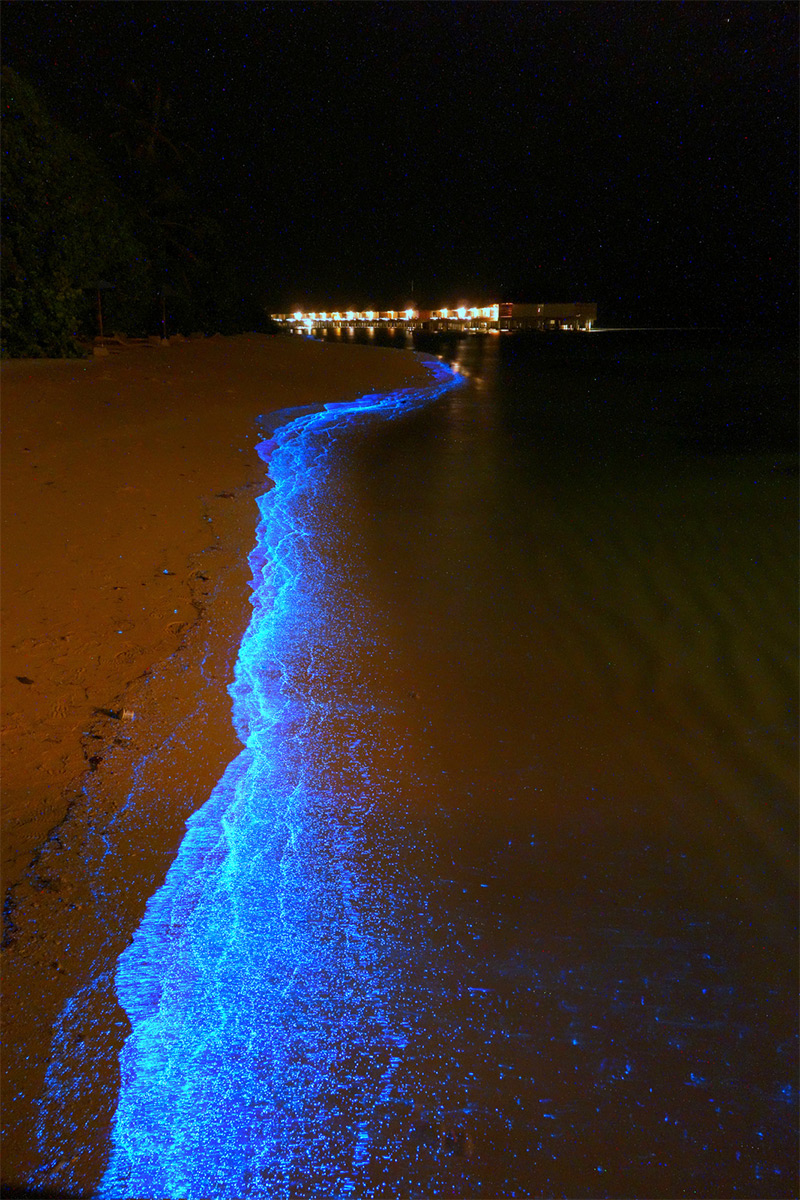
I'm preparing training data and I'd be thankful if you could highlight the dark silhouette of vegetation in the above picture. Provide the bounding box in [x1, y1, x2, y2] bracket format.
[1, 67, 151, 355]
[1, 69, 268, 356]
[104, 80, 205, 330]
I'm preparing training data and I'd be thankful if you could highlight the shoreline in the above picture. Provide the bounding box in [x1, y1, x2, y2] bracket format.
[0, 334, 431, 1193]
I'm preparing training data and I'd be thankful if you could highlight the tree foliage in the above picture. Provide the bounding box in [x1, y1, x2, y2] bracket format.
[1, 67, 152, 356]
[1, 69, 267, 356]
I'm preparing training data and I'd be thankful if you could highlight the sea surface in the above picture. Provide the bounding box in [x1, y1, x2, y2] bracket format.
[101, 328, 796, 1198]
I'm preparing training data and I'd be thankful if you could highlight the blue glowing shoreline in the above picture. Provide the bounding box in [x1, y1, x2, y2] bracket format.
[96, 359, 461, 1199]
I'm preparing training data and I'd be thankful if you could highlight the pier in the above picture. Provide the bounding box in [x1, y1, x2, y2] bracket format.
[271, 302, 597, 333]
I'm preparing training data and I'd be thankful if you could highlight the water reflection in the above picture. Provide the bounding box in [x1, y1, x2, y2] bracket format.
[341, 328, 797, 1196]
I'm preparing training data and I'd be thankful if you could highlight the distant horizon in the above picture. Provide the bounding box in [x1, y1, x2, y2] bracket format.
[4, 2, 796, 341]
[269, 297, 799, 333]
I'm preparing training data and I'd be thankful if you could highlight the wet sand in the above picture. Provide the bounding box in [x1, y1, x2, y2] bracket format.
[0, 334, 430, 1193]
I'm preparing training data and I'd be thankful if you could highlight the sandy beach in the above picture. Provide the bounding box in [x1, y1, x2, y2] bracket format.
[0, 334, 431, 1193]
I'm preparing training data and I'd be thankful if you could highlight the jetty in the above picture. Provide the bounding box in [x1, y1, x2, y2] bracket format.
[272, 301, 597, 333]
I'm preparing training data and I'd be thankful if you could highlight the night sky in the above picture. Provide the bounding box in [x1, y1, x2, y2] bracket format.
[3, 1, 797, 326]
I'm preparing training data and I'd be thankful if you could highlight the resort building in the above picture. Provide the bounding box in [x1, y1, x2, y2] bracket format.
[498, 302, 597, 331]
[271, 302, 597, 332]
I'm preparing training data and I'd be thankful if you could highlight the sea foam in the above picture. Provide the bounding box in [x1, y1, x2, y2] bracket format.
[99, 360, 460, 1199]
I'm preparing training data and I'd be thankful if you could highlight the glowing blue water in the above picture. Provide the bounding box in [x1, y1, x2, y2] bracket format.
[99, 360, 461, 1199]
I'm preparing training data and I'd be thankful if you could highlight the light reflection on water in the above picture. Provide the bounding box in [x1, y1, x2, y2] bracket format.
[332, 328, 797, 1195]
[95, 331, 796, 1197]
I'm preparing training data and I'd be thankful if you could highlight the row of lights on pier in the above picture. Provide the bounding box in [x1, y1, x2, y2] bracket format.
[278, 305, 500, 326]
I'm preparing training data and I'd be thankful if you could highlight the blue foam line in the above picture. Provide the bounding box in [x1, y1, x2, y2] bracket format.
[98, 359, 461, 1199]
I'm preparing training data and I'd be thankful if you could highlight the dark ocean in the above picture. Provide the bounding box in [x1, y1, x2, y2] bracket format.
[310, 325, 798, 1197]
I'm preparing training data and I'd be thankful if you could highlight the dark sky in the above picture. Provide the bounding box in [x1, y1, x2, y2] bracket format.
[3, 1, 797, 325]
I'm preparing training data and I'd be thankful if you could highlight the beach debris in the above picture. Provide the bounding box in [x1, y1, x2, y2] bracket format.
[16, 676, 34, 685]
[407, 1102, 473, 1157]
[410, 1108, 440, 1148]
[121, 709, 136, 721]
[34, 876, 62, 893]
[442, 1127, 458, 1153]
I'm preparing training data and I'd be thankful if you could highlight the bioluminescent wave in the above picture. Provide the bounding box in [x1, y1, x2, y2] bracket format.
[99, 360, 461, 1199]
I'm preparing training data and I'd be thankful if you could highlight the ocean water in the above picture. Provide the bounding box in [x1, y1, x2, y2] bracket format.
[100, 330, 796, 1198]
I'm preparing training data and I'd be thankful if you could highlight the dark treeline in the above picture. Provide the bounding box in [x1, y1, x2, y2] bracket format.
[1, 67, 270, 357]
